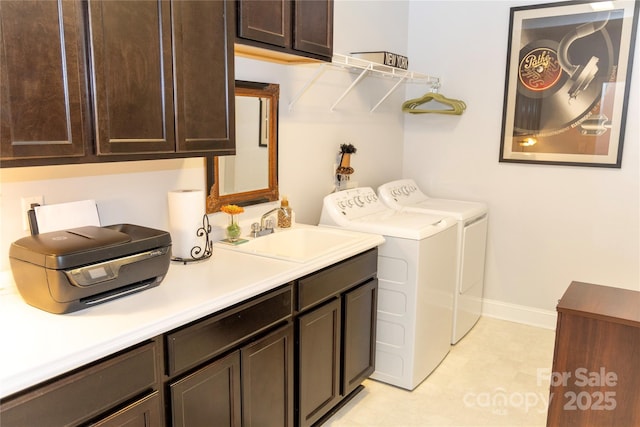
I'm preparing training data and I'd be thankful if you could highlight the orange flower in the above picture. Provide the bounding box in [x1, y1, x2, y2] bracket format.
[221, 204, 245, 215]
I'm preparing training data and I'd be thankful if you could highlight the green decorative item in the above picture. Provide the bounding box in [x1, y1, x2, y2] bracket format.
[226, 216, 241, 242]
[221, 204, 244, 242]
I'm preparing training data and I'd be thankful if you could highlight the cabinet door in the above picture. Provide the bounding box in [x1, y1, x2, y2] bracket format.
[172, 0, 235, 154]
[90, 392, 162, 427]
[88, 0, 175, 155]
[298, 298, 341, 427]
[241, 324, 294, 427]
[343, 279, 377, 396]
[0, 342, 158, 427]
[170, 351, 241, 427]
[293, 0, 333, 58]
[166, 285, 292, 377]
[0, 0, 88, 161]
[237, 0, 291, 48]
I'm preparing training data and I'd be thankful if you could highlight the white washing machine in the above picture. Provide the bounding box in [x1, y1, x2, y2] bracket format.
[377, 179, 488, 344]
[319, 187, 458, 390]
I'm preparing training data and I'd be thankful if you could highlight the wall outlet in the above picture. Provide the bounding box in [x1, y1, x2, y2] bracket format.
[335, 178, 358, 192]
[20, 196, 44, 231]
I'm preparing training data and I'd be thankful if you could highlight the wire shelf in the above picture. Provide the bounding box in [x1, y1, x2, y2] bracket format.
[288, 53, 440, 112]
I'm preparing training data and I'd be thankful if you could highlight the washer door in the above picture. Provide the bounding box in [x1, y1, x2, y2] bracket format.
[459, 217, 488, 295]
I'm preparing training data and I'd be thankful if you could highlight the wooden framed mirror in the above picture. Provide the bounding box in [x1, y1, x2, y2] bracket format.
[206, 81, 279, 213]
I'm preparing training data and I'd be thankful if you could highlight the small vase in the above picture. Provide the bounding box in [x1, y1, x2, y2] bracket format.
[226, 215, 242, 242]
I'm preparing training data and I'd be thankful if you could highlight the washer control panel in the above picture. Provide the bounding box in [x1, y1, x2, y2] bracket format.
[320, 187, 387, 225]
[378, 179, 426, 207]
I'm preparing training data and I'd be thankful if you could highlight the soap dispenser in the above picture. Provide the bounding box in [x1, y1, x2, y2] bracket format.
[278, 197, 293, 228]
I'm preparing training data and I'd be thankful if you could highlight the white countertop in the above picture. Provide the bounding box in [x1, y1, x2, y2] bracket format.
[0, 225, 384, 399]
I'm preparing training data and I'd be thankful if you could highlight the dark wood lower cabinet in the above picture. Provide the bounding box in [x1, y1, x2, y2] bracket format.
[298, 299, 342, 427]
[169, 323, 294, 427]
[342, 280, 377, 397]
[90, 392, 162, 427]
[0, 250, 378, 426]
[297, 249, 378, 427]
[170, 351, 242, 427]
[0, 341, 159, 427]
[242, 325, 294, 427]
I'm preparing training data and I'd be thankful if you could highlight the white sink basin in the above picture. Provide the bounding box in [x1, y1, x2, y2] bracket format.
[222, 227, 365, 263]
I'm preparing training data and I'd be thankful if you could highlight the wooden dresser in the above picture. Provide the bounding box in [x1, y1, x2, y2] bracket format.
[547, 281, 640, 426]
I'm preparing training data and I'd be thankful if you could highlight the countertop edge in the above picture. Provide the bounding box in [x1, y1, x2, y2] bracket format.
[0, 230, 384, 399]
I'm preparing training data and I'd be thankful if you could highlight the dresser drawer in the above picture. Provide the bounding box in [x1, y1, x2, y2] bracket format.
[0, 341, 158, 427]
[298, 249, 377, 312]
[166, 284, 293, 376]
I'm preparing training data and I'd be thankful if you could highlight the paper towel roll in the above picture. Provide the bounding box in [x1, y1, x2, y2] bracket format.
[168, 189, 206, 259]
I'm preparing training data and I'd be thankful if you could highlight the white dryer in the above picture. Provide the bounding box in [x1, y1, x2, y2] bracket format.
[319, 187, 457, 390]
[377, 179, 488, 344]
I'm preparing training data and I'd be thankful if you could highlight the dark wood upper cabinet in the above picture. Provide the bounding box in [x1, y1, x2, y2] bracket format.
[2, 0, 235, 167]
[293, 0, 333, 58]
[88, 0, 175, 155]
[238, 0, 292, 49]
[89, 0, 235, 156]
[172, 0, 235, 153]
[236, 0, 333, 62]
[0, 0, 89, 161]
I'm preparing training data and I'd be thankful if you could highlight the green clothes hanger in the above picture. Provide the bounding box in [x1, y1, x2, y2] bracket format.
[402, 92, 467, 115]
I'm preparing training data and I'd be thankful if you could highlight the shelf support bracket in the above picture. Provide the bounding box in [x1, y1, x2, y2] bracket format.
[330, 67, 370, 112]
[370, 72, 409, 113]
[289, 64, 329, 111]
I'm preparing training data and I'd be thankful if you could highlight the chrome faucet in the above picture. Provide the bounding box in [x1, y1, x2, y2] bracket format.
[251, 207, 291, 238]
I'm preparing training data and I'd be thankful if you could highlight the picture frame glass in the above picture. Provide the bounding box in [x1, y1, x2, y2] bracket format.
[499, 0, 638, 167]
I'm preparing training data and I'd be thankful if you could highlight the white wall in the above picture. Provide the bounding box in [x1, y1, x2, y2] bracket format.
[243, 0, 412, 222]
[0, 0, 409, 271]
[2, 1, 637, 328]
[404, 0, 640, 326]
[0, 159, 208, 271]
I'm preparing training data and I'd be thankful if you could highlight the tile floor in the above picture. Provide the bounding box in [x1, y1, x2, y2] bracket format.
[323, 317, 556, 427]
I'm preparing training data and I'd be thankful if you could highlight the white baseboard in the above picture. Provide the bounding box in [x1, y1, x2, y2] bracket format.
[481, 298, 557, 330]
